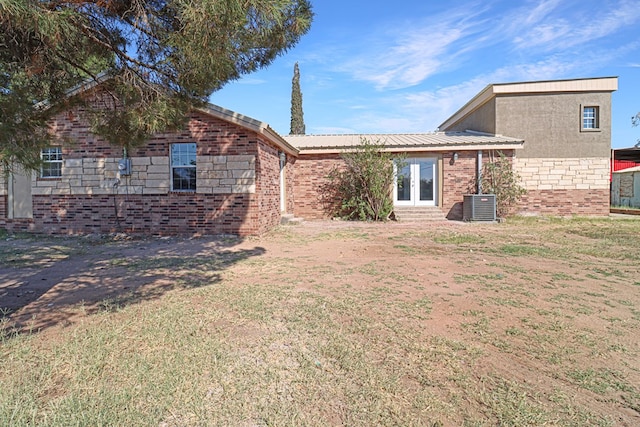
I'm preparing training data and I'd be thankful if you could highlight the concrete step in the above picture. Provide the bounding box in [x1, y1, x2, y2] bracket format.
[392, 207, 446, 221]
[281, 214, 304, 225]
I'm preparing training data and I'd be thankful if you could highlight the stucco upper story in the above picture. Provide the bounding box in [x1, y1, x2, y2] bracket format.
[438, 77, 618, 159]
[439, 77, 618, 130]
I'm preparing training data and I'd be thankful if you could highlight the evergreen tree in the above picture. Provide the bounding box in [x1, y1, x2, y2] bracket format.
[290, 62, 305, 135]
[1, 0, 313, 170]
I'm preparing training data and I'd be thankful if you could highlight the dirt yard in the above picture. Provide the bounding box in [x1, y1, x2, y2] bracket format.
[1, 217, 639, 426]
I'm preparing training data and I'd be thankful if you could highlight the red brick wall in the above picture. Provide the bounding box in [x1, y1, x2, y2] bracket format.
[294, 150, 491, 221]
[292, 151, 484, 221]
[19, 86, 284, 236]
[256, 139, 283, 234]
[0, 218, 35, 233]
[441, 150, 520, 220]
[518, 189, 610, 216]
[292, 154, 345, 219]
[0, 187, 35, 232]
[285, 157, 296, 214]
[31, 193, 259, 236]
[441, 151, 479, 220]
[49, 107, 259, 160]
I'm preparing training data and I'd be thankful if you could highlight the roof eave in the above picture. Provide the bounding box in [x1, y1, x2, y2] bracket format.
[438, 84, 494, 130]
[199, 105, 299, 156]
[439, 77, 619, 131]
[297, 142, 524, 155]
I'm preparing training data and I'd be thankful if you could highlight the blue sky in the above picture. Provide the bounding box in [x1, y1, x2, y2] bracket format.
[211, 0, 640, 149]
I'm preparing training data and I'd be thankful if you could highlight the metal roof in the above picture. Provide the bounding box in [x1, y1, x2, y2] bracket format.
[284, 131, 524, 154]
[613, 165, 640, 173]
[613, 146, 640, 162]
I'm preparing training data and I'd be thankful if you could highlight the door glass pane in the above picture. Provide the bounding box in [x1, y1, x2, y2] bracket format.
[419, 161, 434, 201]
[397, 164, 411, 201]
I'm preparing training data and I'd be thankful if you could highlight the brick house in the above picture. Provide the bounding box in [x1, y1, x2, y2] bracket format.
[283, 77, 617, 220]
[1, 85, 298, 236]
[0, 76, 617, 235]
[439, 77, 617, 216]
[283, 132, 523, 220]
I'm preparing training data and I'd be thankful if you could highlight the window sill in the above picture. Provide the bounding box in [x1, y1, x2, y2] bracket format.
[580, 128, 601, 133]
[37, 177, 62, 181]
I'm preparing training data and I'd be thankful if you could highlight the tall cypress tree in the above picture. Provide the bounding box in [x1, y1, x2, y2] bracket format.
[290, 62, 306, 135]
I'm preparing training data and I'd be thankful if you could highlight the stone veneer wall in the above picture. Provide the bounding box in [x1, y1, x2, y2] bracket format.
[514, 157, 610, 216]
[197, 155, 256, 194]
[29, 153, 260, 235]
[6, 94, 285, 236]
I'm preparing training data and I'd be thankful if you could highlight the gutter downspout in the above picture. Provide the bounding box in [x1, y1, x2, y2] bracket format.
[477, 150, 483, 194]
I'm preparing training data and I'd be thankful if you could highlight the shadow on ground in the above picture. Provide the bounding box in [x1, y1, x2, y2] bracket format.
[0, 234, 265, 334]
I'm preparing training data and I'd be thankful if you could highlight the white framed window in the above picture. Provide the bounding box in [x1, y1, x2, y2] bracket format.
[582, 106, 599, 130]
[41, 147, 62, 178]
[171, 143, 196, 191]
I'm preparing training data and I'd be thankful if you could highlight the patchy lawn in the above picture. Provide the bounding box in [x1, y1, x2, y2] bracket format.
[1, 217, 639, 426]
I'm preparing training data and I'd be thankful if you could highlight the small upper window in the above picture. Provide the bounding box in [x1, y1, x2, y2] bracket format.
[41, 147, 62, 178]
[171, 143, 196, 191]
[582, 106, 599, 130]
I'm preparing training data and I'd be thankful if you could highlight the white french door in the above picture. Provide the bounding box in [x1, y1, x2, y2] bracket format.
[394, 158, 437, 206]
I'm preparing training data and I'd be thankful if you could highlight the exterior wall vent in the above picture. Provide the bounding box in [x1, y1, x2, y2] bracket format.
[463, 194, 496, 221]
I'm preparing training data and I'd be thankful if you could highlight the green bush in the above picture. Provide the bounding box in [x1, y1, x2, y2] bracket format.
[324, 138, 404, 221]
[481, 151, 526, 218]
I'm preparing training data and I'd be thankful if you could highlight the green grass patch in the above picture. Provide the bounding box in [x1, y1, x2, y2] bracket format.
[499, 244, 550, 256]
[433, 232, 486, 245]
[567, 368, 636, 395]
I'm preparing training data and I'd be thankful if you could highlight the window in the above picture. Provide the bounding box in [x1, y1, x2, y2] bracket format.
[41, 147, 62, 178]
[171, 143, 196, 191]
[582, 106, 599, 130]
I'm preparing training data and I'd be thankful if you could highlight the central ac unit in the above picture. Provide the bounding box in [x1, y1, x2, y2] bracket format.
[463, 194, 496, 221]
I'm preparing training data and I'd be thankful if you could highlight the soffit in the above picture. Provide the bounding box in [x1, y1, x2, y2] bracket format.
[284, 132, 524, 154]
[439, 77, 618, 131]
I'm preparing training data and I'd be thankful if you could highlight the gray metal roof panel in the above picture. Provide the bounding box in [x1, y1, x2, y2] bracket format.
[284, 132, 524, 152]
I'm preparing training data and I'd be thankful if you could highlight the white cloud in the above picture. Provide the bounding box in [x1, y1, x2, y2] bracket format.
[298, 0, 640, 136]
[336, 78, 487, 134]
[340, 55, 596, 134]
[510, 0, 640, 51]
[521, 0, 564, 26]
[348, 28, 464, 90]
[336, 5, 489, 90]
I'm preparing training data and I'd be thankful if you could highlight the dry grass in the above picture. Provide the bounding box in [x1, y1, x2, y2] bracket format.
[1, 216, 639, 426]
